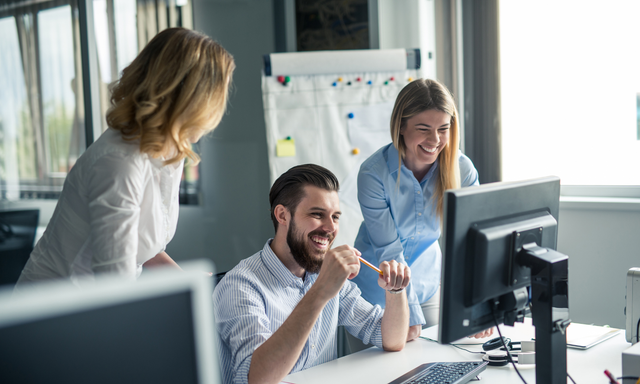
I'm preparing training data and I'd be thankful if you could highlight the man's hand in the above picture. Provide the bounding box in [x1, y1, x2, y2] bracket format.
[377, 260, 411, 292]
[313, 245, 361, 302]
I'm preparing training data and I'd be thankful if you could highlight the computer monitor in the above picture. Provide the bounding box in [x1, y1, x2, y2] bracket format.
[0, 261, 221, 384]
[0, 209, 39, 286]
[439, 176, 569, 384]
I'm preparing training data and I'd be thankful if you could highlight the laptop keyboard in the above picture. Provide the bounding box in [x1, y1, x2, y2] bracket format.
[388, 361, 488, 384]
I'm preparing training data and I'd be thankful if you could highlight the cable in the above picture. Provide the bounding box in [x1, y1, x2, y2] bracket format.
[492, 312, 528, 384]
[567, 372, 577, 384]
[418, 336, 485, 354]
[450, 343, 485, 355]
[636, 317, 639, 343]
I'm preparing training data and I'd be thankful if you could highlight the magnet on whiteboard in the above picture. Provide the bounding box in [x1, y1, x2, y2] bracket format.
[352, 148, 360, 155]
[348, 113, 354, 119]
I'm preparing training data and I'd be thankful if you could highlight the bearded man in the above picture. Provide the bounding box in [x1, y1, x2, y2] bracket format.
[213, 164, 412, 384]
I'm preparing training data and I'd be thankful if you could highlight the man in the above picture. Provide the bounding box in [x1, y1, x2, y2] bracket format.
[214, 164, 412, 384]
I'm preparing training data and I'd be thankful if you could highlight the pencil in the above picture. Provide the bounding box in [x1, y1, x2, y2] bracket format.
[358, 256, 383, 276]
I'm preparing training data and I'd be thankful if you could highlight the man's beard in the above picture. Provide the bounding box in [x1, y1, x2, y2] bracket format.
[286, 217, 334, 274]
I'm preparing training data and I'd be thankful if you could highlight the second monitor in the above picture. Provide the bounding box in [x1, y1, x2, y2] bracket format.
[439, 176, 569, 384]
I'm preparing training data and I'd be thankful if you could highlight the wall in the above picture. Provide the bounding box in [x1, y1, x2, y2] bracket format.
[165, 0, 277, 274]
[558, 200, 640, 329]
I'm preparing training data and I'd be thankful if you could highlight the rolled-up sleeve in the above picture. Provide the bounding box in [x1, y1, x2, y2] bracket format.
[338, 280, 384, 348]
[87, 153, 143, 279]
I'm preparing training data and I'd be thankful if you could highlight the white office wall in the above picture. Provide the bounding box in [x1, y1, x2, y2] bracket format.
[558, 201, 640, 329]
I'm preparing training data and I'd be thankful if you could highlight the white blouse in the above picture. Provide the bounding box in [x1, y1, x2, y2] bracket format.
[16, 128, 183, 287]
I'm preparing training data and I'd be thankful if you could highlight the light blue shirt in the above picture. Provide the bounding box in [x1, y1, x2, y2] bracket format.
[214, 240, 384, 384]
[352, 144, 479, 326]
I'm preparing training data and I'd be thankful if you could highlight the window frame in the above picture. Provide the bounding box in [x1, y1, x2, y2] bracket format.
[1, 0, 198, 204]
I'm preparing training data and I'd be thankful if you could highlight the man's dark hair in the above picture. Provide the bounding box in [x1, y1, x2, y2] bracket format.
[269, 164, 340, 232]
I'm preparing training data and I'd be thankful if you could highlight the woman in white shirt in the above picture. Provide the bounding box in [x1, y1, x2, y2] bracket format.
[15, 27, 235, 287]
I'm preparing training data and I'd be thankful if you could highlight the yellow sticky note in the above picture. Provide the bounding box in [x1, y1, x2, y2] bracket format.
[277, 138, 296, 157]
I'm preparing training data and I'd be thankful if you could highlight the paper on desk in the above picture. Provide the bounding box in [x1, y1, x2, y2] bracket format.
[564, 323, 622, 350]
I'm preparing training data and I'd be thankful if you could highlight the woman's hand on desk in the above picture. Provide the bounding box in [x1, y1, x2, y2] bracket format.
[468, 327, 495, 339]
[407, 324, 422, 341]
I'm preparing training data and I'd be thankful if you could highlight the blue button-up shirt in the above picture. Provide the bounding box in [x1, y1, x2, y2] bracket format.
[214, 240, 384, 384]
[352, 144, 479, 326]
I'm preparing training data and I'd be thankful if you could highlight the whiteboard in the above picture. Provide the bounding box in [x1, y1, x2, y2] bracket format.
[262, 51, 420, 247]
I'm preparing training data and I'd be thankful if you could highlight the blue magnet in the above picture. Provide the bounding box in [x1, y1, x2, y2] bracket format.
[348, 113, 354, 119]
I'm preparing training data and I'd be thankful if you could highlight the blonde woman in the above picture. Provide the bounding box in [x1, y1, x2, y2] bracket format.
[16, 28, 235, 287]
[351, 79, 490, 342]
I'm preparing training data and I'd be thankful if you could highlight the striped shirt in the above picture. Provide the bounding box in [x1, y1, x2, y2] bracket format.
[214, 240, 384, 384]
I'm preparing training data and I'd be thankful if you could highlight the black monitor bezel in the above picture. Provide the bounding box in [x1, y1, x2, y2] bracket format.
[438, 176, 561, 344]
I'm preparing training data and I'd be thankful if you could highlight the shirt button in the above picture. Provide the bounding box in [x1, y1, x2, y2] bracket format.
[418, 213, 422, 216]
[417, 231, 421, 234]
[411, 237, 414, 240]
[311, 345, 315, 349]
[416, 191, 421, 194]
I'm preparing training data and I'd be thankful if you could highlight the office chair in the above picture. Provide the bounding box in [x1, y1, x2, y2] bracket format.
[0, 209, 39, 287]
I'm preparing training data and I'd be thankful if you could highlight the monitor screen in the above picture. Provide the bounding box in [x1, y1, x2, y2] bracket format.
[0, 261, 220, 384]
[438, 176, 562, 344]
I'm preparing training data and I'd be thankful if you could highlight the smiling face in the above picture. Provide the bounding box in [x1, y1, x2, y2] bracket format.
[285, 185, 340, 273]
[400, 109, 451, 177]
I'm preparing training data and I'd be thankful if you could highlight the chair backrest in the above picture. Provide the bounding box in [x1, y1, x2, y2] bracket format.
[0, 209, 39, 287]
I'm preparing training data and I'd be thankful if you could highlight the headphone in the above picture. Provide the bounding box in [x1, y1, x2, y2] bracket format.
[481, 337, 535, 366]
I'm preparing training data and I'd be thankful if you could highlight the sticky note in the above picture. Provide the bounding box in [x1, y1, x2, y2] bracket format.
[277, 138, 296, 157]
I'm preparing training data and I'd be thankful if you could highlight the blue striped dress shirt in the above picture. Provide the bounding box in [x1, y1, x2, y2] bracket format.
[213, 240, 384, 384]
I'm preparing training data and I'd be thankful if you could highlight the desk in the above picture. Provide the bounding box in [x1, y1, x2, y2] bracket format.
[284, 320, 631, 383]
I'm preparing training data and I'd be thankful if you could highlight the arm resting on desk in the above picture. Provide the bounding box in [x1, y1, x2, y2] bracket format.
[249, 245, 361, 384]
[379, 261, 411, 351]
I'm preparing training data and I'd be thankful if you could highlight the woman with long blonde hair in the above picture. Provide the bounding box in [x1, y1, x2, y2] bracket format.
[350, 79, 488, 344]
[16, 28, 235, 287]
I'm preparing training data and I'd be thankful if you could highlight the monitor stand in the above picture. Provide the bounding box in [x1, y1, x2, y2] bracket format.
[519, 243, 570, 384]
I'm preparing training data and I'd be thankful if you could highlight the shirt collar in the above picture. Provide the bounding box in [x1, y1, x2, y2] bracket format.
[148, 156, 165, 169]
[260, 239, 307, 287]
[385, 143, 440, 182]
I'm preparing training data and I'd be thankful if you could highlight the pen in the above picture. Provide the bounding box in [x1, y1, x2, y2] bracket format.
[358, 256, 383, 276]
[604, 369, 619, 384]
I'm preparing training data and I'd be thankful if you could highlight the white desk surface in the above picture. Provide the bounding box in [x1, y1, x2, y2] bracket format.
[284, 320, 631, 384]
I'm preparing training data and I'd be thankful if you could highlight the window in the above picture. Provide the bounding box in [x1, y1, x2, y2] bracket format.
[499, 1, 640, 187]
[0, 0, 199, 204]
